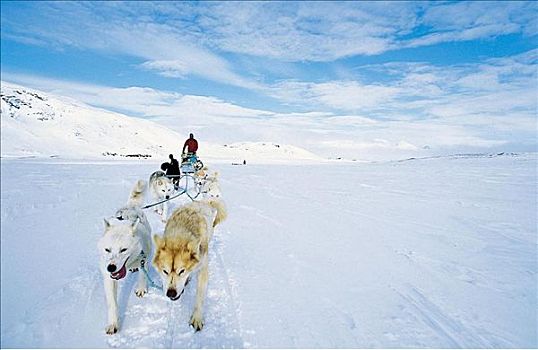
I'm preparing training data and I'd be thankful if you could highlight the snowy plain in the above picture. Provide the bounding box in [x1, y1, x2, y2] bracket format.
[1, 153, 536, 348]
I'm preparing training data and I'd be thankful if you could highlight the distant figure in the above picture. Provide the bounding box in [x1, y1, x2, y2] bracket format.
[182, 133, 198, 157]
[243, 160, 246, 165]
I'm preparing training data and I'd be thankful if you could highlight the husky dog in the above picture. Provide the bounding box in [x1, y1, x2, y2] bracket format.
[149, 170, 175, 222]
[97, 180, 152, 335]
[194, 166, 208, 180]
[198, 171, 222, 198]
[115, 180, 150, 227]
[153, 198, 227, 331]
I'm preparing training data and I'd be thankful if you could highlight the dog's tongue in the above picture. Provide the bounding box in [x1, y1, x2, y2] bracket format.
[110, 263, 127, 280]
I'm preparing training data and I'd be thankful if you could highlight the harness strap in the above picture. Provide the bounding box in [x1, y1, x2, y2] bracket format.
[138, 250, 163, 291]
[141, 190, 185, 209]
[141, 174, 201, 209]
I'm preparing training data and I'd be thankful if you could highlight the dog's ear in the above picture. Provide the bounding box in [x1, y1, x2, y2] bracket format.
[187, 240, 204, 261]
[103, 218, 111, 231]
[153, 234, 164, 248]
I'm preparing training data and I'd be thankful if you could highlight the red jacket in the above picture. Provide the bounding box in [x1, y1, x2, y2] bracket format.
[183, 138, 198, 153]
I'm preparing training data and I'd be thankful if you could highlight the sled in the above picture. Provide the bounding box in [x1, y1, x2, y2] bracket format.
[142, 155, 204, 210]
[167, 154, 204, 200]
[180, 153, 204, 174]
[141, 173, 201, 209]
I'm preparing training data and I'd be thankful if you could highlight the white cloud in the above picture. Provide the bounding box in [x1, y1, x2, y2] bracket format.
[269, 80, 399, 111]
[1, 3, 261, 90]
[267, 49, 537, 124]
[2, 73, 272, 125]
[404, 2, 537, 48]
[192, 2, 411, 61]
[3, 1, 535, 66]
[139, 60, 189, 79]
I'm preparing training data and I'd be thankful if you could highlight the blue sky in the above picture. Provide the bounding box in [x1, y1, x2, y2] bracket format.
[1, 1, 537, 157]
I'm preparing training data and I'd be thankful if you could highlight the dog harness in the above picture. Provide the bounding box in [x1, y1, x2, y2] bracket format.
[138, 250, 164, 291]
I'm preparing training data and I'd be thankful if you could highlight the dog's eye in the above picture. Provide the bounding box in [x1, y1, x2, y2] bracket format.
[105, 248, 111, 253]
[162, 190, 165, 192]
[178, 268, 185, 276]
[120, 248, 127, 253]
[163, 270, 169, 275]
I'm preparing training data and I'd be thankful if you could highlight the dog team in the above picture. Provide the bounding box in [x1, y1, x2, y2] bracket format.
[97, 163, 226, 335]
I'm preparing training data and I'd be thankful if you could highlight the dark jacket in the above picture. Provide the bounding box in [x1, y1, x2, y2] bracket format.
[168, 158, 180, 176]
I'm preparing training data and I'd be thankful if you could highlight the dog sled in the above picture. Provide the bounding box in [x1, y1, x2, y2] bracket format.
[141, 154, 206, 211]
[141, 174, 198, 214]
[180, 153, 204, 174]
[172, 172, 201, 200]
[141, 173, 201, 210]
[170, 154, 204, 200]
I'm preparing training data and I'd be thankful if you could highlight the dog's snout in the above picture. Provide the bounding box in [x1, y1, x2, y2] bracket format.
[166, 289, 177, 299]
[107, 264, 117, 273]
[165, 195, 170, 199]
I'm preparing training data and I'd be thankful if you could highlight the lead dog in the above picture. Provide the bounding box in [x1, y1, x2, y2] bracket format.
[97, 180, 152, 334]
[152, 198, 227, 331]
[149, 170, 175, 222]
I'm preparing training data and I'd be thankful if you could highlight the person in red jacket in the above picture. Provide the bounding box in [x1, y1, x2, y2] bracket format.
[182, 133, 198, 156]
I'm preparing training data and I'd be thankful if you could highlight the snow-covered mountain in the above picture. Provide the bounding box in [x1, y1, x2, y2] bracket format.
[0, 82, 323, 163]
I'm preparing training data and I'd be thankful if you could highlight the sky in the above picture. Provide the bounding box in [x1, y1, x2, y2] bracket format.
[1, 1, 537, 159]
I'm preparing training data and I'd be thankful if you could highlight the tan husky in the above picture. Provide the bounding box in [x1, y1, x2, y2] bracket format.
[152, 198, 227, 331]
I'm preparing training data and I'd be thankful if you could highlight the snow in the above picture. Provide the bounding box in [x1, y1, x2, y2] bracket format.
[1, 153, 536, 348]
[1, 81, 324, 163]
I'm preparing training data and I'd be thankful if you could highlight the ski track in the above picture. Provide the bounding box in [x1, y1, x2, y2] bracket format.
[395, 286, 489, 348]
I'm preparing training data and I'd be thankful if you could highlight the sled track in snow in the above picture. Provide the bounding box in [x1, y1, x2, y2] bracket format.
[2, 233, 243, 348]
[396, 286, 494, 348]
[105, 227, 244, 348]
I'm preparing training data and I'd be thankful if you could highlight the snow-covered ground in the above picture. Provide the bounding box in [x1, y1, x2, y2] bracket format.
[1, 153, 536, 348]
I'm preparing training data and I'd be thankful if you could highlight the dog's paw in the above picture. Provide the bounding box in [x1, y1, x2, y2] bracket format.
[190, 314, 204, 332]
[105, 323, 118, 335]
[135, 287, 147, 297]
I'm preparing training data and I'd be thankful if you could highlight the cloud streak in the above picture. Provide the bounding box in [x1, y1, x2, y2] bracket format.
[3, 1, 536, 67]
[1, 2, 262, 90]
[267, 50, 537, 130]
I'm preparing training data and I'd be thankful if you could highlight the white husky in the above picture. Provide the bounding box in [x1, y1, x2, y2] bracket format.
[97, 180, 152, 335]
[198, 171, 222, 198]
[149, 170, 175, 222]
